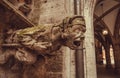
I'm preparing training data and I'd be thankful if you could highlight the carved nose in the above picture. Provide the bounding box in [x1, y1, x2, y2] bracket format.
[73, 40, 81, 46]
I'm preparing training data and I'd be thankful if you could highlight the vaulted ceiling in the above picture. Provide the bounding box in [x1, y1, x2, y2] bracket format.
[94, 0, 120, 46]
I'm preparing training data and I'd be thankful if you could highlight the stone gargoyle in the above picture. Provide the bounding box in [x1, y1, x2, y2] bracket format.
[0, 15, 86, 65]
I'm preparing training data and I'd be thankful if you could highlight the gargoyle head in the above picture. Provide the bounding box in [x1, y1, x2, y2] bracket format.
[61, 16, 86, 49]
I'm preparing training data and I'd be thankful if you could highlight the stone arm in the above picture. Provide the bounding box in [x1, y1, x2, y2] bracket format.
[18, 34, 52, 55]
[0, 34, 49, 65]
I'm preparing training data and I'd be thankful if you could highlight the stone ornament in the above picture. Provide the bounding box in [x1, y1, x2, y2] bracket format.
[0, 15, 86, 65]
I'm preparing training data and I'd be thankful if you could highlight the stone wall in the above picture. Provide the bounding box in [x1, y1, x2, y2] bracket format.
[28, 0, 42, 25]
[29, 0, 74, 24]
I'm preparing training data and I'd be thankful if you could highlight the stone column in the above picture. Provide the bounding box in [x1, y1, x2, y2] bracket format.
[113, 40, 120, 74]
[63, 47, 76, 78]
[95, 40, 103, 65]
[99, 46, 103, 64]
[113, 7, 120, 74]
[74, 0, 85, 78]
[80, 0, 97, 78]
[75, 41, 84, 78]
[104, 43, 112, 68]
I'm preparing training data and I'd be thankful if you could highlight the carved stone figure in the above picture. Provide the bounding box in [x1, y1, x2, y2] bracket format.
[0, 16, 86, 78]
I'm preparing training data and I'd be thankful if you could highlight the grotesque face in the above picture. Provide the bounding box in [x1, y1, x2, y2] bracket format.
[62, 16, 86, 49]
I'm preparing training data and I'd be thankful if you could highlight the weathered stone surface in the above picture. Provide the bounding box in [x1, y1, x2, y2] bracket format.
[80, 0, 97, 78]
[46, 50, 63, 72]
[38, 0, 68, 24]
[46, 73, 62, 78]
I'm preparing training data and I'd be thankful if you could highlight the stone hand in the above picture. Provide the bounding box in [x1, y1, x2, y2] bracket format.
[33, 42, 52, 52]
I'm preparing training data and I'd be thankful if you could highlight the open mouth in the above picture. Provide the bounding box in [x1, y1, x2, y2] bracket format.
[73, 40, 81, 46]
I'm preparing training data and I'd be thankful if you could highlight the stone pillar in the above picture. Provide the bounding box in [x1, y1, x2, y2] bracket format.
[113, 7, 120, 74]
[99, 46, 103, 64]
[104, 43, 112, 68]
[95, 40, 103, 65]
[74, 0, 85, 78]
[75, 41, 84, 78]
[63, 47, 76, 78]
[80, 0, 97, 78]
[113, 41, 120, 74]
